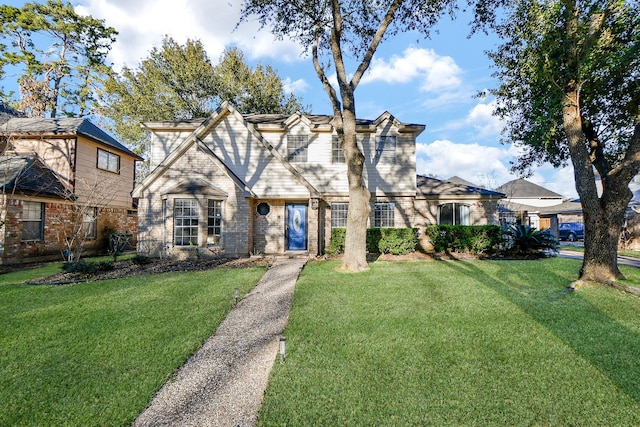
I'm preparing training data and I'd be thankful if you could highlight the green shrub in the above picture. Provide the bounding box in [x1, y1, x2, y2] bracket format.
[327, 228, 418, 255]
[131, 254, 154, 265]
[502, 224, 558, 256]
[425, 225, 503, 254]
[62, 259, 114, 274]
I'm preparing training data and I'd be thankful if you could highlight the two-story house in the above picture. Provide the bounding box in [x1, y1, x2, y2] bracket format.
[133, 102, 504, 257]
[0, 117, 142, 264]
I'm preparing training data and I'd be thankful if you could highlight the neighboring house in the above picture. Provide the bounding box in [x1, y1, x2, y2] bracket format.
[0, 117, 142, 264]
[133, 102, 504, 258]
[495, 178, 582, 237]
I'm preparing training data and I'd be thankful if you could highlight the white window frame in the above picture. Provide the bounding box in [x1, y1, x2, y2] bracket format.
[374, 202, 395, 228]
[438, 203, 471, 226]
[287, 135, 308, 162]
[207, 199, 223, 245]
[174, 199, 199, 246]
[331, 202, 349, 228]
[332, 136, 345, 163]
[22, 201, 44, 241]
[97, 148, 120, 173]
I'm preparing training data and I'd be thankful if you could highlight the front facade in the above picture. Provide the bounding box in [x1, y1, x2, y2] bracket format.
[0, 118, 141, 264]
[134, 103, 503, 258]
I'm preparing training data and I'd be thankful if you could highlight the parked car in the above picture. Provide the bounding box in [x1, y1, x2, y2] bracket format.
[558, 222, 584, 241]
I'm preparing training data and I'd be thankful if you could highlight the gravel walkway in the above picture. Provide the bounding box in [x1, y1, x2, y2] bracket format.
[133, 257, 307, 427]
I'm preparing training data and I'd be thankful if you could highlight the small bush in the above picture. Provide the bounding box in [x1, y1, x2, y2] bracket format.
[62, 259, 114, 274]
[327, 228, 418, 255]
[502, 224, 558, 256]
[425, 225, 503, 254]
[131, 254, 154, 266]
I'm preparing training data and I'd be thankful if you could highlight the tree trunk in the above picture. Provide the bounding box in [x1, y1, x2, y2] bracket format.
[563, 90, 623, 282]
[340, 107, 371, 272]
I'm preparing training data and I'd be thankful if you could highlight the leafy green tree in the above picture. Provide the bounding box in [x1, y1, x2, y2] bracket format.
[240, 0, 456, 272]
[475, 0, 639, 284]
[99, 38, 305, 160]
[0, 0, 117, 117]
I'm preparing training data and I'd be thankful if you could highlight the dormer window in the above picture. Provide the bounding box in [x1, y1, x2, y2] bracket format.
[287, 135, 308, 162]
[97, 148, 120, 173]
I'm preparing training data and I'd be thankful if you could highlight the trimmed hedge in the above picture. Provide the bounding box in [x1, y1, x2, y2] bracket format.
[425, 225, 502, 254]
[328, 227, 419, 255]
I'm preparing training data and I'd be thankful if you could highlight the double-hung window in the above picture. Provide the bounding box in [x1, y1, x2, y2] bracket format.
[331, 202, 349, 228]
[174, 199, 199, 246]
[82, 207, 97, 239]
[438, 203, 471, 225]
[374, 202, 395, 228]
[207, 199, 223, 245]
[22, 201, 44, 241]
[97, 148, 120, 173]
[332, 136, 345, 163]
[287, 135, 308, 162]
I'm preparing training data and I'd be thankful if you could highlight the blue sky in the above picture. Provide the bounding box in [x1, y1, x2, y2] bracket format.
[4, 0, 577, 197]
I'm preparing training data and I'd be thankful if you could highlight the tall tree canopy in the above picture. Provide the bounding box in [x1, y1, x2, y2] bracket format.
[240, 0, 456, 272]
[477, 0, 640, 284]
[99, 38, 305, 160]
[0, 0, 117, 117]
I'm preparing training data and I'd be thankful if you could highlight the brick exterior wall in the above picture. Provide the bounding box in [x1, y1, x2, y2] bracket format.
[0, 197, 137, 264]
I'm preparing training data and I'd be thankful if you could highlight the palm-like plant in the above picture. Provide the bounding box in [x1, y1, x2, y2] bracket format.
[503, 224, 558, 257]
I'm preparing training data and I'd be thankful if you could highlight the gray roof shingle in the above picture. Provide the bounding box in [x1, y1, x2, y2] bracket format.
[495, 178, 563, 199]
[0, 117, 141, 159]
[417, 175, 505, 198]
[0, 155, 69, 198]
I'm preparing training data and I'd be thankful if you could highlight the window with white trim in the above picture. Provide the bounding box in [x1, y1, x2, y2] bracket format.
[174, 199, 199, 246]
[374, 202, 395, 228]
[82, 207, 97, 240]
[207, 199, 223, 245]
[332, 136, 345, 163]
[97, 148, 120, 173]
[438, 203, 471, 225]
[22, 201, 44, 241]
[331, 202, 349, 228]
[287, 135, 308, 162]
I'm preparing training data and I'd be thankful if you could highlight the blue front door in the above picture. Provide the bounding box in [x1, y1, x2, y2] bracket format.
[286, 203, 307, 251]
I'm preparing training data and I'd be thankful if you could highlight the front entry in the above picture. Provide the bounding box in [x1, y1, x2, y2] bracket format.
[286, 203, 307, 251]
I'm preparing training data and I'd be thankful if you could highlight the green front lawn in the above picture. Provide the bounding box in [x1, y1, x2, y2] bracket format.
[0, 263, 266, 426]
[259, 258, 640, 426]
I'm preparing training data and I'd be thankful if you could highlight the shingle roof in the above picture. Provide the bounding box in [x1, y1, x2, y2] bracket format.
[495, 178, 563, 199]
[0, 155, 69, 198]
[0, 103, 25, 124]
[0, 117, 142, 159]
[417, 175, 505, 198]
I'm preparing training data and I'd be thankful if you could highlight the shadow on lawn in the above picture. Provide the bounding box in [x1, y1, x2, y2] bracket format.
[441, 259, 640, 404]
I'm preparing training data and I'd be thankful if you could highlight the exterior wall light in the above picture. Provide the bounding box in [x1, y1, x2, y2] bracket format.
[310, 198, 319, 210]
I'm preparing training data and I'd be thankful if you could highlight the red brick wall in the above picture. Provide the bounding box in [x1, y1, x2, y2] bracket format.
[0, 197, 138, 265]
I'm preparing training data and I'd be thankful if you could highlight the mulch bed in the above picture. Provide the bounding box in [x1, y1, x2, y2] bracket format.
[26, 256, 272, 286]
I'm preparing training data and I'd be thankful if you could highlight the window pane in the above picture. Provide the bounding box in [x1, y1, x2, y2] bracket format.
[287, 135, 308, 162]
[97, 149, 120, 173]
[332, 137, 345, 163]
[174, 199, 198, 246]
[207, 199, 222, 245]
[82, 207, 97, 239]
[22, 201, 43, 240]
[439, 204, 454, 225]
[331, 203, 349, 228]
[456, 204, 471, 226]
[374, 202, 395, 228]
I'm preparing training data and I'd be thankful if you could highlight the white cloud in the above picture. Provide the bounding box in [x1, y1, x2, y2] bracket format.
[282, 78, 309, 95]
[76, 0, 305, 70]
[362, 47, 462, 92]
[416, 139, 515, 188]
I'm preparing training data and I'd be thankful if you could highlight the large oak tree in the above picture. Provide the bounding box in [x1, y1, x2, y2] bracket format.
[477, 0, 640, 284]
[240, 0, 456, 272]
